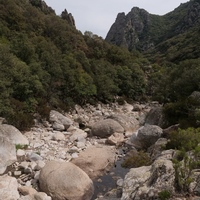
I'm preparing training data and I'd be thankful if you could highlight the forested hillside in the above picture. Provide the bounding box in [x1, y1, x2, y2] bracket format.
[0, 0, 148, 130]
[106, 0, 200, 128]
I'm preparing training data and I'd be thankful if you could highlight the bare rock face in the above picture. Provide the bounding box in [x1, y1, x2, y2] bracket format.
[0, 175, 20, 200]
[39, 161, 94, 200]
[61, 9, 76, 27]
[121, 158, 175, 200]
[91, 119, 124, 138]
[72, 145, 116, 179]
[105, 7, 153, 51]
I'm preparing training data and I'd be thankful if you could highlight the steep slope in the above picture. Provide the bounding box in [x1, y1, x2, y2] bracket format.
[0, 0, 148, 130]
[106, 0, 200, 61]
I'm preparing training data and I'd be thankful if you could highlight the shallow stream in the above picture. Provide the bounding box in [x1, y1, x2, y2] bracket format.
[92, 147, 130, 199]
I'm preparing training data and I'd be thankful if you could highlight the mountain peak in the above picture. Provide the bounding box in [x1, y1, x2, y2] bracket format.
[105, 0, 200, 52]
[105, 7, 152, 51]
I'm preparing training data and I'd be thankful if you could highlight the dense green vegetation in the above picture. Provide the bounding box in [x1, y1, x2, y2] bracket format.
[0, 0, 149, 130]
[0, 0, 200, 130]
[165, 128, 200, 192]
[143, 0, 200, 128]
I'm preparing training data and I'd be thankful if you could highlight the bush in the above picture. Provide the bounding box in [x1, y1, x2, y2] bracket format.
[166, 128, 200, 192]
[158, 190, 171, 200]
[121, 150, 152, 168]
[166, 127, 200, 151]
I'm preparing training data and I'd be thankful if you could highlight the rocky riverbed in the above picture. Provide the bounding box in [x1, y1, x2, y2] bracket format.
[1, 101, 200, 200]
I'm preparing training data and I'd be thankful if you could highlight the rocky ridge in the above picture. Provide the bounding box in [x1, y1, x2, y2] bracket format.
[105, 0, 200, 52]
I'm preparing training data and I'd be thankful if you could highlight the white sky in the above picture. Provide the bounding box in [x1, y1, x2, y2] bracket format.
[44, 0, 189, 38]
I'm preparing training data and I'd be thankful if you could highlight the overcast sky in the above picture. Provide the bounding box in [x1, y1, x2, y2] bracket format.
[44, 0, 189, 38]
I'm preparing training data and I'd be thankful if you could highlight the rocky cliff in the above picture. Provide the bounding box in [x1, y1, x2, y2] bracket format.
[61, 9, 76, 27]
[105, 0, 200, 52]
[105, 7, 154, 51]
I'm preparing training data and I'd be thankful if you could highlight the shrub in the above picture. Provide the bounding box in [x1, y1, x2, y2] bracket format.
[165, 127, 200, 151]
[15, 144, 28, 150]
[158, 190, 171, 200]
[166, 128, 200, 192]
[121, 150, 152, 168]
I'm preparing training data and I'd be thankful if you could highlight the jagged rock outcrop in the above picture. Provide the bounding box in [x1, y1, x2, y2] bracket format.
[105, 7, 153, 51]
[61, 9, 76, 27]
[106, 0, 200, 52]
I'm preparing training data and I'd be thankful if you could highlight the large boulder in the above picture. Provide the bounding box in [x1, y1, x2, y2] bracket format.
[130, 124, 163, 149]
[145, 107, 166, 128]
[108, 114, 139, 133]
[72, 145, 116, 179]
[121, 158, 175, 200]
[49, 110, 73, 131]
[39, 161, 94, 200]
[0, 175, 20, 200]
[0, 124, 29, 145]
[91, 119, 124, 138]
[0, 135, 17, 174]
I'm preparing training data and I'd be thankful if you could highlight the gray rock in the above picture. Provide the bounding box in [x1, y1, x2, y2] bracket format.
[121, 165, 151, 200]
[34, 160, 46, 171]
[117, 178, 124, 187]
[69, 128, 87, 142]
[145, 107, 165, 128]
[121, 158, 175, 200]
[106, 132, 125, 146]
[52, 132, 65, 141]
[130, 124, 163, 149]
[105, 8, 153, 51]
[52, 122, 65, 131]
[148, 138, 168, 161]
[17, 149, 26, 157]
[27, 152, 43, 162]
[76, 141, 86, 148]
[0, 175, 20, 200]
[109, 114, 139, 132]
[39, 161, 94, 200]
[0, 124, 29, 145]
[91, 119, 124, 138]
[49, 110, 73, 131]
[189, 170, 200, 196]
[18, 186, 52, 200]
[0, 135, 17, 174]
